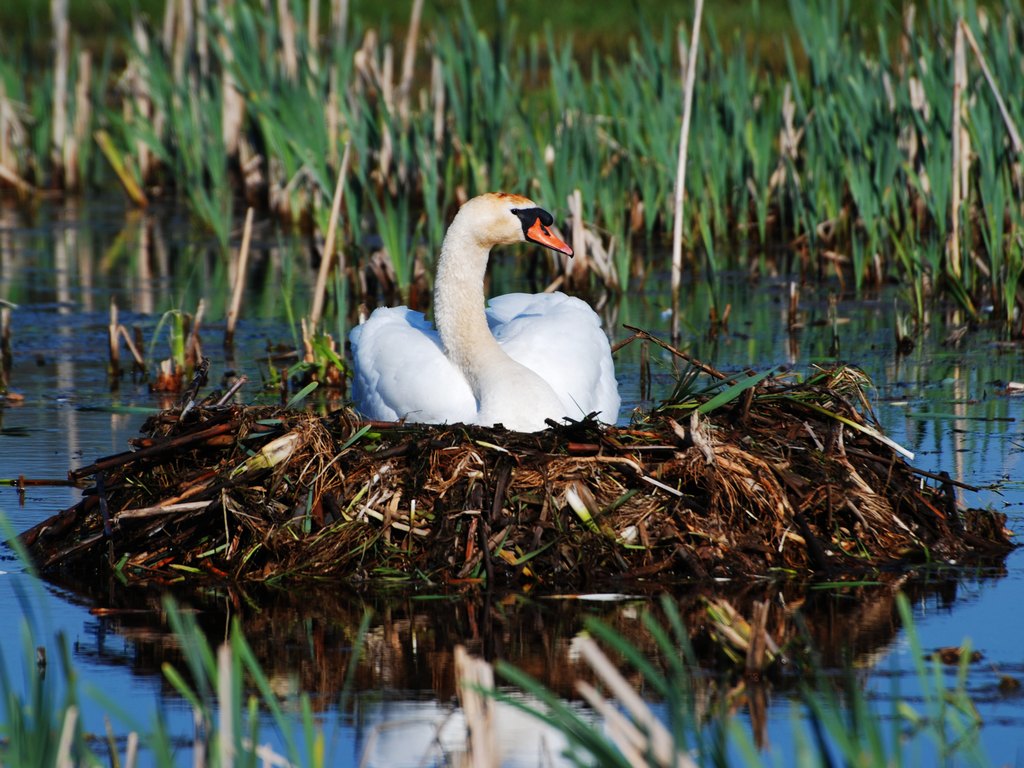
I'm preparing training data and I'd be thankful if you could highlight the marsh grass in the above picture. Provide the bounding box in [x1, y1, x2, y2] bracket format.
[2, 0, 1023, 335]
[492, 593, 989, 767]
[0, 566, 996, 768]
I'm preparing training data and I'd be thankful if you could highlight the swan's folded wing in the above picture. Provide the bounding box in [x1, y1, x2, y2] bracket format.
[349, 307, 477, 424]
[487, 293, 621, 424]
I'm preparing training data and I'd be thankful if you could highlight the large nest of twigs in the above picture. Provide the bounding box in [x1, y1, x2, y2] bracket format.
[19, 365, 1013, 588]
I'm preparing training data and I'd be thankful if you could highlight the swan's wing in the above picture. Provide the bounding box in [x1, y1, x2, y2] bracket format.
[349, 307, 477, 423]
[487, 293, 621, 423]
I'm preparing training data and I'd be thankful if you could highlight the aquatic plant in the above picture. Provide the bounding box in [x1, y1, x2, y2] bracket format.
[2, 0, 1024, 332]
[491, 592, 989, 767]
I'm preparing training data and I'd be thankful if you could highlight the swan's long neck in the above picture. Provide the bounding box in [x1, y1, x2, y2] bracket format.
[433, 214, 505, 388]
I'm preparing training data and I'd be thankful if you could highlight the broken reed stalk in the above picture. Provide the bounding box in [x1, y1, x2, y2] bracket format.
[576, 636, 696, 767]
[95, 130, 148, 206]
[225, 207, 255, 347]
[455, 646, 498, 768]
[959, 18, 1024, 156]
[308, 141, 352, 332]
[118, 326, 146, 372]
[187, 299, 205, 369]
[670, 0, 704, 342]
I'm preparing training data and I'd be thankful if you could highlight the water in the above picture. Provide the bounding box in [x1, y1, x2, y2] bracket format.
[1, 197, 1023, 765]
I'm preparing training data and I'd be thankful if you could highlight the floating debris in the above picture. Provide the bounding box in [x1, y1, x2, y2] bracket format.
[17, 365, 1013, 588]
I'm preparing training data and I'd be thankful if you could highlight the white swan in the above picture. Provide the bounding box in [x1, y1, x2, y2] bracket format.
[349, 192, 620, 432]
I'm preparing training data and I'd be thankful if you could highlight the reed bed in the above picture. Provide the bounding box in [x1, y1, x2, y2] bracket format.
[17, 360, 1012, 587]
[1, 0, 1022, 332]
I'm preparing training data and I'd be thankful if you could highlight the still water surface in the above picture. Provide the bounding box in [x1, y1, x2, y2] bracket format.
[1, 198, 1023, 764]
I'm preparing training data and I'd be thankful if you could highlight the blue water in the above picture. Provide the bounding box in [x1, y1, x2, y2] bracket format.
[1, 199, 1023, 765]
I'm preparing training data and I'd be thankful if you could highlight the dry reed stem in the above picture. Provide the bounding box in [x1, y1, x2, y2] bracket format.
[308, 0, 321, 51]
[576, 681, 650, 767]
[171, 0, 192, 86]
[109, 300, 120, 376]
[670, 0, 704, 341]
[276, 0, 298, 81]
[225, 207, 255, 346]
[959, 18, 1024, 156]
[125, 731, 138, 768]
[577, 637, 696, 768]
[0, 164, 35, 195]
[50, 0, 69, 181]
[56, 705, 77, 768]
[219, 5, 245, 157]
[397, 0, 424, 122]
[66, 50, 92, 189]
[95, 130, 148, 206]
[332, 0, 348, 41]
[195, 0, 210, 78]
[117, 325, 146, 369]
[309, 142, 352, 331]
[218, 643, 235, 768]
[455, 645, 498, 768]
[949, 19, 966, 280]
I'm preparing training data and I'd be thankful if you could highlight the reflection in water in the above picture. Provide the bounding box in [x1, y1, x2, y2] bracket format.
[50, 569, 1000, 763]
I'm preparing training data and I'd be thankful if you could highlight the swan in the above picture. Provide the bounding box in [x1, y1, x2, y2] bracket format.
[349, 192, 620, 432]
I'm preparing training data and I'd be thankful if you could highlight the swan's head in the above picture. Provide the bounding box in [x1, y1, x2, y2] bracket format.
[457, 193, 574, 256]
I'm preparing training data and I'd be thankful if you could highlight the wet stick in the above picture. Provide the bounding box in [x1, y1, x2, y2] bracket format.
[225, 207, 255, 347]
[670, 0, 703, 342]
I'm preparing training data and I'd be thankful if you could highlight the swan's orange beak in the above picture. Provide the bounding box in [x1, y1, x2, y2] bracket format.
[526, 218, 573, 257]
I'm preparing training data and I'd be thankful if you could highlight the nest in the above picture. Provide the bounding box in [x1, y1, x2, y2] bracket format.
[19, 365, 1013, 588]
